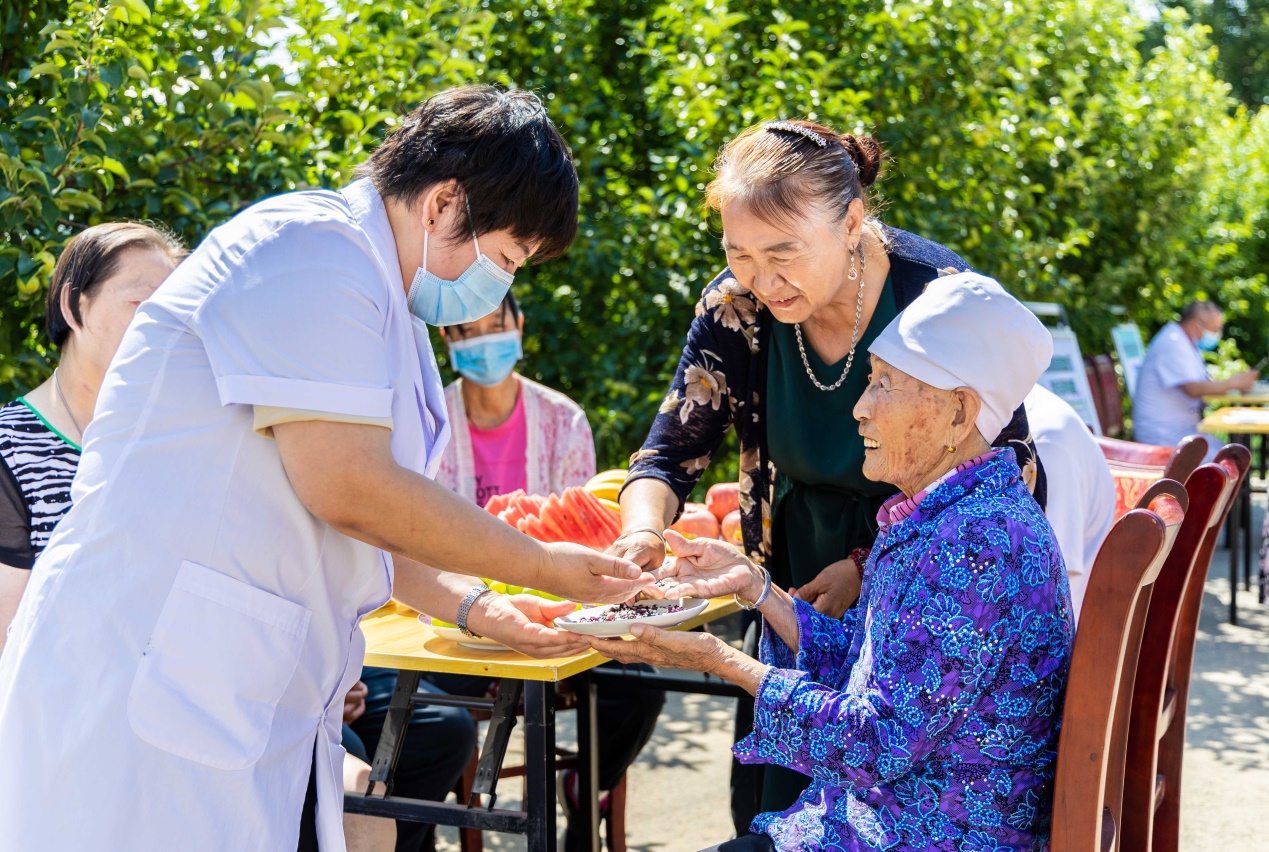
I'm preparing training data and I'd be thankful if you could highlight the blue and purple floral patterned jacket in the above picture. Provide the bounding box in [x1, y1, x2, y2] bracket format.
[736, 449, 1075, 851]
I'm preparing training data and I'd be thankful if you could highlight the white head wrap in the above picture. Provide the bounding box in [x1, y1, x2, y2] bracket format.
[867, 271, 1052, 442]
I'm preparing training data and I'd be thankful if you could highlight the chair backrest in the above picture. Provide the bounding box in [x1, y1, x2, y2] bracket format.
[1120, 463, 1233, 851]
[1095, 435, 1207, 519]
[1140, 445, 1249, 852]
[1093, 355, 1125, 438]
[1086, 356, 1113, 436]
[1050, 487, 1186, 852]
[1161, 435, 1208, 483]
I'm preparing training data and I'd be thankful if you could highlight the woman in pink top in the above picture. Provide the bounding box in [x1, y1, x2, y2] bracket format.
[437, 290, 596, 505]
[436, 292, 664, 851]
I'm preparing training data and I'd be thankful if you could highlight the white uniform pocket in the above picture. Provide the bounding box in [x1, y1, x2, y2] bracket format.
[128, 560, 312, 770]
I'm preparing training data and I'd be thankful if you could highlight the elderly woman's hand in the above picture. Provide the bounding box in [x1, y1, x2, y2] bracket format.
[655, 530, 766, 601]
[585, 624, 770, 696]
[584, 624, 729, 672]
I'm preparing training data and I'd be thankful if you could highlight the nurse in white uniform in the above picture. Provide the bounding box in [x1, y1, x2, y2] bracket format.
[0, 86, 650, 852]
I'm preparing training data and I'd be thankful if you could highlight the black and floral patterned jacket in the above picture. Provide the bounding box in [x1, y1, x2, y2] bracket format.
[626, 225, 1045, 565]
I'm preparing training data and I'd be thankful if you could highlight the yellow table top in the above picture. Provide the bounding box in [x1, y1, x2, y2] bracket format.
[1202, 393, 1269, 406]
[1198, 407, 1269, 434]
[361, 597, 742, 682]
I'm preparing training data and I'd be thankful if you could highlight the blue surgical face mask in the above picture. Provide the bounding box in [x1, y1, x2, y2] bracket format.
[448, 329, 522, 386]
[407, 205, 515, 326]
[1198, 330, 1222, 351]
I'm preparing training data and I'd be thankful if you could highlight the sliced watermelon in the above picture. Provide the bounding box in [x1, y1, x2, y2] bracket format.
[547, 492, 587, 544]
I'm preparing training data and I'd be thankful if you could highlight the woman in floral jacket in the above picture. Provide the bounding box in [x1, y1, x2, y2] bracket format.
[614, 119, 1044, 820]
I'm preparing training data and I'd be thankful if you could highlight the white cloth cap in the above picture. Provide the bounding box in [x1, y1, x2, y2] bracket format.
[868, 271, 1053, 442]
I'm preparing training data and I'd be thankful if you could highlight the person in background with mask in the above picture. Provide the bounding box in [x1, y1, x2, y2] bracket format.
[436, 289, 594, 503]
[435, 291, 665, 852]
[1132, 300, 1258, 455]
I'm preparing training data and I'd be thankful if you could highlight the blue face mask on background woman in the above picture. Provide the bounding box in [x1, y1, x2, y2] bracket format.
[447, 330, 523, 386]
[408, 202, 515, 326]
[1198, 329, 1222, 351]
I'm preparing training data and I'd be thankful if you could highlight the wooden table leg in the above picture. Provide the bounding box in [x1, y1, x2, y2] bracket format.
[523, 680, 558, 852]
[574, 669, 600, 852]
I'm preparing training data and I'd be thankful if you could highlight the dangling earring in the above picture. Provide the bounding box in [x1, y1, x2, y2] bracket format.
[847, 246, 859, 281]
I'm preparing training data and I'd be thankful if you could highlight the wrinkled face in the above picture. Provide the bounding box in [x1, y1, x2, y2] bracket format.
[74, 247, 175, 380]
[719, 201, 854, 325]
[853, 355, 965, 496]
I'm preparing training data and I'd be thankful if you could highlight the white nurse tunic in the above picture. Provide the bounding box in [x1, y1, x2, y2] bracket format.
[0, 178, 448, 851]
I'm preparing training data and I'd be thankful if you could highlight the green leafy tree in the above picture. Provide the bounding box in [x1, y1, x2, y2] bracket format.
[1148, 0, 1269, 107]
[3, 0, 1268, 476]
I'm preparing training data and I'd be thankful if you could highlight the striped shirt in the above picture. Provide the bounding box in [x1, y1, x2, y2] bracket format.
[0, 399, 81, 570]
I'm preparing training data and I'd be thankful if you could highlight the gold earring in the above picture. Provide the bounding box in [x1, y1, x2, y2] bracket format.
[847, 247, 859, 281]
[946, 445, 956, 454]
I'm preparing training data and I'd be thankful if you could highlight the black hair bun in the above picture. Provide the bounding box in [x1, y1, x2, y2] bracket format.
[839, 134, 884, 188]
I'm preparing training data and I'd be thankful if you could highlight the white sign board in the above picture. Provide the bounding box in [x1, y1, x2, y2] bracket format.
[1039, 327, 1102, 435]
[1111, 323, 1147, 397]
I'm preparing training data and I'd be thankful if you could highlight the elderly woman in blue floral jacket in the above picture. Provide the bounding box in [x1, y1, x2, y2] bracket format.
[592, 273, 1074, 852]
[613, 119, 1045, 818]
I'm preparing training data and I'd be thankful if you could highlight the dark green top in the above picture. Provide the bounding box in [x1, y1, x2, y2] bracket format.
[765, 274, 900, 590]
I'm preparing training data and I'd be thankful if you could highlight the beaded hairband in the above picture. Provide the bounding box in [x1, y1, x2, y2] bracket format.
[766, 120, 828, 148]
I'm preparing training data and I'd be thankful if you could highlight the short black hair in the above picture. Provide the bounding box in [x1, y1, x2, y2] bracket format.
[1181, 300, 1221, 323]
[357, 85, 579, 262]
[46, 222, 187, 347]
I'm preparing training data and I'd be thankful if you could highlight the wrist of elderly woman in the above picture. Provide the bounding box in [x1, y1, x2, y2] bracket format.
[742, 563, 770, 605]
[708, 641, 770, 696]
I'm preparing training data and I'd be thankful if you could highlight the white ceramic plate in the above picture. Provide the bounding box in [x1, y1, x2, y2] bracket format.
[553, 598, 708, 638]
[430, 623, 508, 650]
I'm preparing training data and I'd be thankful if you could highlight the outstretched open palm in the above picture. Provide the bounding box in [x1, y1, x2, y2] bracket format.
[655, 530, 763, 602]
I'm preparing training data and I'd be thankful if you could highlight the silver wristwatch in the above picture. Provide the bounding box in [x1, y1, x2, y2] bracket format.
[457, 584, 493, 639]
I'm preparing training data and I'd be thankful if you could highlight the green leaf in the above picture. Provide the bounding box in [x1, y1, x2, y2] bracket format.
[28, 62, 60, 78]
[53, 189, 103, 212]
[123, 0, 152, 20]
[101, 157, 129, 180]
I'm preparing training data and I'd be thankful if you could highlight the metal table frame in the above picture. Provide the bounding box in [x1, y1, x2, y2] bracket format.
[345, 599, 743, 850]
[344, 671, 597, 851]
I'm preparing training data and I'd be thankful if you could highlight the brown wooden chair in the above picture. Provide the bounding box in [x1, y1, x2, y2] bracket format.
[1050, 484, 1187, 852]
[1093, 354, 1126, 438]
[1095, 435, 1207, 518]
[1120, 445, 1250, 852]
